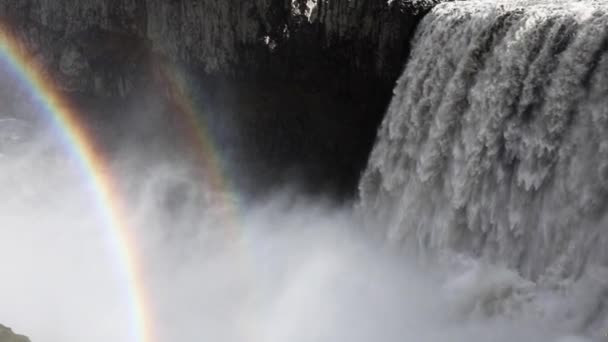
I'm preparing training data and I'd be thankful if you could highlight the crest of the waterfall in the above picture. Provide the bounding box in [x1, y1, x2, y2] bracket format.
[359, 0, 608, 333]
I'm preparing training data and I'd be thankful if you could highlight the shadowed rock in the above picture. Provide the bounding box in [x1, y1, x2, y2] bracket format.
[0, 0, 440, 198]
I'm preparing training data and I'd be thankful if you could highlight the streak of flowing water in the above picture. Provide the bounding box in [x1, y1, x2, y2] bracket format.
[360, 0, 608, 337]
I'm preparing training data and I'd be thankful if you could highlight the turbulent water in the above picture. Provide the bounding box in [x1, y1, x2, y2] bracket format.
[360, 0, 608, 335]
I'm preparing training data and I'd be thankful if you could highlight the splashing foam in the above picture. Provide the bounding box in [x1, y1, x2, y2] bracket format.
[0, 144, 590, 342]
[0, 91, 604, 342]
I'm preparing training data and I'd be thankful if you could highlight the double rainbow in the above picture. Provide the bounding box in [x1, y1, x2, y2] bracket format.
[0, 20, 258, 342]
[0, 24, 153, 342]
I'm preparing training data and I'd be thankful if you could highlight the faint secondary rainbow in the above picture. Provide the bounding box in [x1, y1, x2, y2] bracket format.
[153, 57, 261, 339]
[152, 58, 243, 228]
[0, 24, 151, 342]
[153, 61, 230, 197]
[153, 56, 255, 280]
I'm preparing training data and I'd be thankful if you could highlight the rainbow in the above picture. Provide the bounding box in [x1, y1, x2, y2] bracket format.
[152, 58, 236, 207]
[152, 58, 260, 339]
[0, 25, 151, 342]
[152, 57, 255, 271]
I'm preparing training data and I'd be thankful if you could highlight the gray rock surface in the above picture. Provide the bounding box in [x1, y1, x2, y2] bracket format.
[0, 0, 437, 94]
[0, 325, 29, 342]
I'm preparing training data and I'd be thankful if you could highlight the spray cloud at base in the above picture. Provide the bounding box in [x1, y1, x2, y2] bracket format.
[0, 78, 602, 342]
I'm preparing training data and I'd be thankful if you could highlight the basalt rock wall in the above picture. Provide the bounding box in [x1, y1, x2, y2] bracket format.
[0, 0, 437, 197]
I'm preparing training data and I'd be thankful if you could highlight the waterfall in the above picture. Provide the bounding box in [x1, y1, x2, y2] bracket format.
[359, 0, 608, 285]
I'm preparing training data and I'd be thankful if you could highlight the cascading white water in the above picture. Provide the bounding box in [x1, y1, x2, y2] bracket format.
[360, 0, 608, 298]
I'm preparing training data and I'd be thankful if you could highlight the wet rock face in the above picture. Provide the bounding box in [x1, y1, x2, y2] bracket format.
[0, 325, 29, 342]
[0, 0, 437, 197]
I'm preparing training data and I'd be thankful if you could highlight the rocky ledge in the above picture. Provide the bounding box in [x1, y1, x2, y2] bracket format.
[0, 325, 29, 342]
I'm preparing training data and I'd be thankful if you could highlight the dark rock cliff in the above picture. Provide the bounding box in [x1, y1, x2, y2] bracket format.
[0, 0, 437, 198]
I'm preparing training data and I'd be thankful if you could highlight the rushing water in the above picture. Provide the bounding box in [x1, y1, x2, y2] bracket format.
[360, 0, 608, 336]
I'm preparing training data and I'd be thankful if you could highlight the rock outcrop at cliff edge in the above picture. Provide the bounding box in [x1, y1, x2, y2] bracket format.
[0, 0, 438, 95]
[0, 325, 29, 342]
